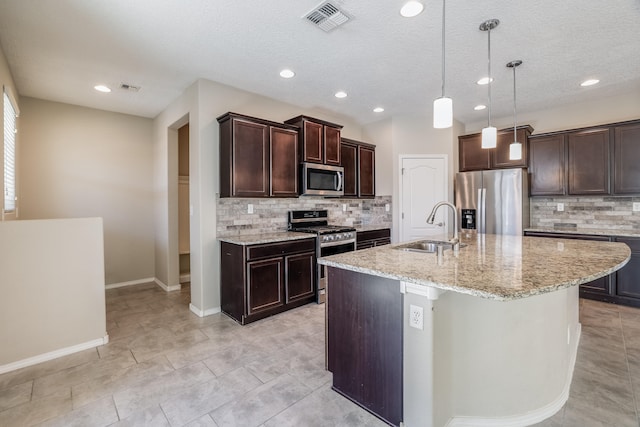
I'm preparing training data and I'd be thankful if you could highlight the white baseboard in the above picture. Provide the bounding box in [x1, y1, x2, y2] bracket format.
[0, 335, 109, 375]
[180, 273, 191, 283]
[189, 303, 221, 318]
[105, 277, 155, 290]
[446, 323, 581, 427]
[154, 278, 181, 292]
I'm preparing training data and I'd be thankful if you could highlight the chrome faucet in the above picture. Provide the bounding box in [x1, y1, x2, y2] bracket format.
[427, 201, 459, 252]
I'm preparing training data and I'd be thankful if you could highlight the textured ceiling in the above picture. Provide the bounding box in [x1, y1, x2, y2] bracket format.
[0, 0, 638, 126]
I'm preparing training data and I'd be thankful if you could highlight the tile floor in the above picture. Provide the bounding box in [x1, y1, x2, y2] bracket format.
[0, 283, 638, 426]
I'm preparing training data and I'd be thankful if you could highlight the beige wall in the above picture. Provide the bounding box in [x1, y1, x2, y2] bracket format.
[465, 90, 640, 135]
[0, 218, 106, 369]
[0, 42, 19, 219]
[18, 97, 155, 285]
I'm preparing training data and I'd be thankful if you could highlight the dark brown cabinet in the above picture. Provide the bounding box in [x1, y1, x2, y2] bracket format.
[221, 238, 316, 324]
[529, 134, 566, 196]
[525, 231, 640, 307]
[327, 267, 403, 426]
[285, 115, 343, 166]
[218, 112, 299, 198]
[567, 128, 610, 195]
[356, 228, 391, 250]
[458, 125, 532, 172]
[614, 122, 640, 194]
[341, 138, 376, 198]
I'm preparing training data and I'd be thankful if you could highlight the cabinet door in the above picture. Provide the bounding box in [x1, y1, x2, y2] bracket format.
[529, 134, 566, 196]
[614, 123, 640, 194]
[302, 121, 323, 164]
[232, 119, 269, 197]
[247, 258, 284, 314]
[341, 143, 358, 197]
[324, 126, 342, 166]
[459, 134, 491, 171]
[568, 128, 610, 195]
[270, 127, 298, 197]
[285, 252, 315, 303]
[358, 146, 375, 197]
[615, 238, 640, 299]
[492, 128, 529, 169]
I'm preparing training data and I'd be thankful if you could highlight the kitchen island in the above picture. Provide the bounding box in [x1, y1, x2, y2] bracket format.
[318, 233, 631, 427]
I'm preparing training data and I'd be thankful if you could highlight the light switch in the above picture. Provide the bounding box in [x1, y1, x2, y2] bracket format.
[248, 204, 254, 214]
[385, 203, 390, 212]
[342, 204, 347, 212]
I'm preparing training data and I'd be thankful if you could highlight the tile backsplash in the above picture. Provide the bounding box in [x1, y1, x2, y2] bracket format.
[216, 195, 392, 236]
[530, 196, 640, 231]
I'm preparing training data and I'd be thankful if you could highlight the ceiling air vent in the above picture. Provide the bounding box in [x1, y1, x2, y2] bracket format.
[304, 1, 351, 32]
[119, 83, 141, 92]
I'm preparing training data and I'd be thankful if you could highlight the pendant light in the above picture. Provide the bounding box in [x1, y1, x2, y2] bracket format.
[506, 60, 523, 160]
[433, 0, 452, 129]
[479, 19, 499, 149]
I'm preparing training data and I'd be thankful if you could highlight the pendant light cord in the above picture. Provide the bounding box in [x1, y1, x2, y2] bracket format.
[441, 0, 446, 98]
[487, 27, 492, 127]
[513, 65, 517, 137]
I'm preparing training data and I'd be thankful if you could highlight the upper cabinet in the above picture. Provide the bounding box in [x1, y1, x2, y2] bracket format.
[529, 134, 566, 196]
[341, 138, 376, 198]
[285, 115, 343, 166]
[459, 125, 533, 171]
[529, 119, 640, 197]
[218, 112, 298, 198]
[567, 128, 610, 195]
[614, 122, 640, 194]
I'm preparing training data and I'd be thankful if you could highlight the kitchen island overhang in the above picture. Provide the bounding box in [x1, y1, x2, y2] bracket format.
[319, 234, 631, 427]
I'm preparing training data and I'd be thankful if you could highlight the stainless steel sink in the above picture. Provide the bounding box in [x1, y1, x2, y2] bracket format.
[394, 240, 465, 253]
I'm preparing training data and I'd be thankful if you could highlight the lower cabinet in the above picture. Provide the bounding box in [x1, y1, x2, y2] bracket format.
[221, 238, 316, 324]
[356, 228, 391, 250]
[525, 232, 640, 307]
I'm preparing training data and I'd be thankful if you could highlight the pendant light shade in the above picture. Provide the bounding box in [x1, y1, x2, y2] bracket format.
[433, 0, 452, 129]
[479, 19, 499, 149]
[507, 60, 523, 160]
[433, 97, 452, 128]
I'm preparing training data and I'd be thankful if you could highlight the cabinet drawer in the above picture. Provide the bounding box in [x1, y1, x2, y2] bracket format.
[357, 229, 391, 242]
[247, 239, 315, 260]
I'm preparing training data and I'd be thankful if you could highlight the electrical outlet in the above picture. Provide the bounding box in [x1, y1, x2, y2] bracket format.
[409, 304, 424, 330]
[557, 242, 564, 251]
[247, 204, 254, 214]
[385, 203, 390, 212]
[557, 203, 564, 212]
[633, 202, 640, 212]
[342, 204, 347, 212]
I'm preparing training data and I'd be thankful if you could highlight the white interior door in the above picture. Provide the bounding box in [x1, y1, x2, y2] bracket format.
[400, 156, 448, 242]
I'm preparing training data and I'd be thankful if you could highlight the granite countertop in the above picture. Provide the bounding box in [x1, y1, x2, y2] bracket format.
[218, 231, 314, 245]
[525, 227, 640, 238]
[318, 233, 630, 301]
[354, 224, 392, 232]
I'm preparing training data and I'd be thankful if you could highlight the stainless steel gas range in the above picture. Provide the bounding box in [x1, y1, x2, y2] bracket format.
[288, 210, 356, 303]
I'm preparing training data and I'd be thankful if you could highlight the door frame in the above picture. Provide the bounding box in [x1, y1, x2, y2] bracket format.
[398, 154, 449, 243]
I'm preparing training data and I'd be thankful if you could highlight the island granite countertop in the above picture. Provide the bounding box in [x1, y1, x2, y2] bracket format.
[525, 227, 640, 238]
[318, 233, 630, 301]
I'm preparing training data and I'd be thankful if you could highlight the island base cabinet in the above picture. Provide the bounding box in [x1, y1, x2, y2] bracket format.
[327, 267, 403, 427]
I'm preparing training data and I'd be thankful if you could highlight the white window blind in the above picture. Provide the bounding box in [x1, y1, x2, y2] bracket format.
[4, 90, 17, 213]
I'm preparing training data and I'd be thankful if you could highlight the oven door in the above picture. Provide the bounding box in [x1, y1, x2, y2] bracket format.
[317, 240, 355, 303]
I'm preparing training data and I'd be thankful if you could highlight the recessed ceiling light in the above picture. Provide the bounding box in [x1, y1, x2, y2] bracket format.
[580, 79, 600, 87]
[335, 91, 347, 99]
[476, 77, 493, 85]
[94, 85, 111, 93]
[400, 1, 424, 17]
[373, 107, 385, 113]
[279, 69, 295, 79]
[474, 104, 487, 111]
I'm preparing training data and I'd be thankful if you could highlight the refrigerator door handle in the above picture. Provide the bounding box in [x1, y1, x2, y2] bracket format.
[480, 188, 487, 234]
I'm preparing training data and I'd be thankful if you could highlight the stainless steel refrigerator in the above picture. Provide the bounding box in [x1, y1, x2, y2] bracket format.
[455, 168, 529, 235]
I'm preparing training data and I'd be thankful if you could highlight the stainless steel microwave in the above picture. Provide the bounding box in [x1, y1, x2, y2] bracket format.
[300, 162, 344, 196]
